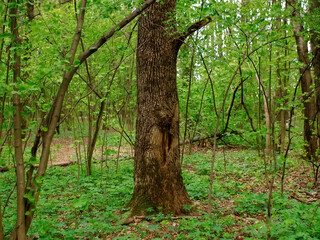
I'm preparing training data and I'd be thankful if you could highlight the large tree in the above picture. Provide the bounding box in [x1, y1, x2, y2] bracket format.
[129, 0, 211, 216]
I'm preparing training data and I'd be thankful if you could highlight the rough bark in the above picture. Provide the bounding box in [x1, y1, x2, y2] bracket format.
[130, 0, 211, 216]
[311, 0, 320, 149]
[290, 0, 317, 162]
[130, 0, 190, 216]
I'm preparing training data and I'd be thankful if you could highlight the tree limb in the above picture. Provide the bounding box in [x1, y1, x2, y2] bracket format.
[75, 0, 156, 73]
[175, 16, 212, 49]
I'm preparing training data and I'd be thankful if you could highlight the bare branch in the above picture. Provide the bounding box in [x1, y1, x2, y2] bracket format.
[176, 16, 212, 49]
[74, 0, 156, 72]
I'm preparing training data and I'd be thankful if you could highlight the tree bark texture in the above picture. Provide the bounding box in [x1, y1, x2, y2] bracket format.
[310, 0, 320, 146]
[290, 0, 317, 162]
[130, 0, 192, 215]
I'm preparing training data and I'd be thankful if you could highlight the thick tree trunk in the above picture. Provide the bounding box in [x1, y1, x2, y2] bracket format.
[129, 0, 192, 216]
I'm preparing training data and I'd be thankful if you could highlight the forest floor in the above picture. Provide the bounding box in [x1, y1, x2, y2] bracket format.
[47, 138, 320, 239]
[49, 137, 134, 166]
[1, 136, 320, 239]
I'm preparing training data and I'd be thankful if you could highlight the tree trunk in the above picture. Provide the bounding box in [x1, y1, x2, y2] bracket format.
[86, 100, 106, 175]
[290, 0, 317, 162]
[10, 1, 26, 239]
[8, 1, 156, 238]
[0, 196, 4, 240]
[311, 0, 320, 158]
[130, 0, 191, 216]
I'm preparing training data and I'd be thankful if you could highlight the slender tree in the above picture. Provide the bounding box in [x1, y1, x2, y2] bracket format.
[310, 0, 320, 153]
[8, 1, 156, 238]
[290, 0, 318, 174]
[10, 0, 26, 238]
[0, 197, 4, 240]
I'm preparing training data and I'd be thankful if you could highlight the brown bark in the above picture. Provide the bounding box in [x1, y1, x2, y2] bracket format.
[279, 44, 288, 153]
[131, 0, 190, 216]
[0, 166, 9, 172]
[19, 2, 89, 236]
[26, 0, 35, 21]
[249, 55, 272, 158]
[10, 1, 26, 239]
[311, 0, 320, 152]
[181, 49, 195, 164]
[36, 161, 75, 167]
[85, 24, 136, 175]
[86, 95, 93, 176]
[6, 1, 156, 238]
[0, 6, 10, 160]
[290, 0, 317, 162]
[10, 2, 156, 238]
[130, 0, 211, 216]
[86, 100, 105, 175]
[279, 2, 288, 153]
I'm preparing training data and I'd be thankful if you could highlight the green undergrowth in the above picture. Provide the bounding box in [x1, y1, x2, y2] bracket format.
[1, 149, 319, 239]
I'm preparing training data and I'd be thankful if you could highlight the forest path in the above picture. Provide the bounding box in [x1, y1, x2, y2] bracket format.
[49, 137, 133, 166]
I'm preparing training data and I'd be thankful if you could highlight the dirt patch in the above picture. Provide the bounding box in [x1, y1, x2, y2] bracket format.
[48, 138, 134, 166]
[48, 138, 76, 166]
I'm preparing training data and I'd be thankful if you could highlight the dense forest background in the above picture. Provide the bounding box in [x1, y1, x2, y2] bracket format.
[1, 0, 320, 239]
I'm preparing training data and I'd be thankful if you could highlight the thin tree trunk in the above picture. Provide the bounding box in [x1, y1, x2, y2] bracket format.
[0, 196, 4, 240]
[207, 55, 247, 215]
[0, 1, 9, 151]
[0, 51, 10, 160]
[250, 56, 272, 159]
[86, 100, 106, 175]
[311, 0, 320, 174]
[279, 26, 288, 153]
[239, 65, 256, 132]
[16, 1, 89, 236]
[84, 23, 136, 176]
[0, 0, 8, 62]
[86, 95, 93, 176]
[9, 1, 157, 237]
[10, 1, 26, 239]
[181, 49, 195, 164]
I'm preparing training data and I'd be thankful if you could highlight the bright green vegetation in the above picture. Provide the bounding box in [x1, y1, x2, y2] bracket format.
[1, 147, 319, 239]
[1, 0, 320, 239]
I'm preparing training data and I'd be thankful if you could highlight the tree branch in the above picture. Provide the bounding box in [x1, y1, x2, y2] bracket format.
[176, 16, 212, 49]
[74, 0, 156, 73]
